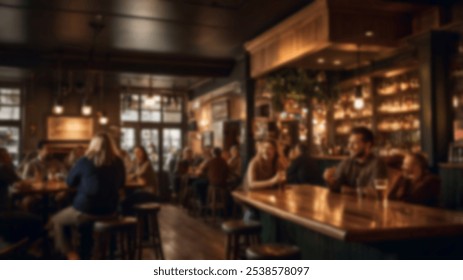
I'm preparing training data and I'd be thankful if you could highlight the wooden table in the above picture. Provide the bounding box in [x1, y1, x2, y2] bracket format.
[12, 181, 69, 195]
[11, 181, 70, 221]
[233, 185, 463, 259]
[10, 180, 71, 257]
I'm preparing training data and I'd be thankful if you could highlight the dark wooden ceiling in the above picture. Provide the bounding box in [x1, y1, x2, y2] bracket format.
[0, 0, 315, 82]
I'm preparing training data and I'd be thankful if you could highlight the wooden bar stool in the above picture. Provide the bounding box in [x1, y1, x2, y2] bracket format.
[93, 217, 138, 260]
[221, 220, 261, 260]
[246, 244, 301, 260]
[133, 203, 164, 260]
[207, 185, 227, 223]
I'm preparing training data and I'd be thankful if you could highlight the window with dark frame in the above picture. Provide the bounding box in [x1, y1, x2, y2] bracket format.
[0, 87, 21, 164]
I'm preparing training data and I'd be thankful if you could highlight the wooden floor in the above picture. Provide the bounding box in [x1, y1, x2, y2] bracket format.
[142, 203, 226, 260]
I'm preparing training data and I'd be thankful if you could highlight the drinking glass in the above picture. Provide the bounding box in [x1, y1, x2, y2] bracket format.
[374, 178, 388, 206]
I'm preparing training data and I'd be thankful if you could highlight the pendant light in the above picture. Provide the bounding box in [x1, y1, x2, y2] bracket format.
[53, 99, 64, 115]
[99, 111, 108, 125]
[81, 98, 92, 116]
[354, 44, 365, 110]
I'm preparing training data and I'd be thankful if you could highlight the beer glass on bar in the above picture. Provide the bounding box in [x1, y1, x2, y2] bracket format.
[374, 178, 388, 206]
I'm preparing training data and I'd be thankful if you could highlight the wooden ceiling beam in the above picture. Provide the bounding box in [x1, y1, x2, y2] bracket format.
[0, 48, 234, 77]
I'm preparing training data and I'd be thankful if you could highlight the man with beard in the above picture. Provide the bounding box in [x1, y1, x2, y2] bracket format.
[323, 127, 388, 194]
[388, 153, 440, 207]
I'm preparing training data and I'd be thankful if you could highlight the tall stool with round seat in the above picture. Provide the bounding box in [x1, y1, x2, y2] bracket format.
[93, 216, 138, 260]
[221, 219, 261, 260]
[133, 202, 164, 260]
[246, 244, 301, 260]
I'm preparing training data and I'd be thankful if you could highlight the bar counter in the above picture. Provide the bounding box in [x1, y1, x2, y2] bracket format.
[233, 185, 463, 259]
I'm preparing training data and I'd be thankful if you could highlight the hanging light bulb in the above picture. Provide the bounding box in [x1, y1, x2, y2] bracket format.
[354, 44, 364, 111]
[99, 111, 108, 125]
[81, 98, 92, 116]
[53, 99, 64, 115]
[82, 105, 92, 116]
[354, 84, 365, 110]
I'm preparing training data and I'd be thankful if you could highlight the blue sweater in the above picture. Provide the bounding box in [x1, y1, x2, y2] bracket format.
[67, 157, 125, 215]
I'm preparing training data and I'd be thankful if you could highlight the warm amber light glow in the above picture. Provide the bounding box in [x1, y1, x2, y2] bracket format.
[354, 97, 365, 110]
[365, 30, 374, 37]
[81, 105, 92, 116]
[53, 105, 64, 115]
[99, 115, 108, 125]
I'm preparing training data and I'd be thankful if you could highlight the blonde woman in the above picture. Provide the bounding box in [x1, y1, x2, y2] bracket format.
[49, 132, 125, 260]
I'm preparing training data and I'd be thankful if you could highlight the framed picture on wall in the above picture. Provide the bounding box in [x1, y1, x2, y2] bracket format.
[211, 100, 229, 121]
[47, 117, 94, 141]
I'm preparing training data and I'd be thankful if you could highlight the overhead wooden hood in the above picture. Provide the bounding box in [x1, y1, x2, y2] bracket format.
[245, 0, 423, 78]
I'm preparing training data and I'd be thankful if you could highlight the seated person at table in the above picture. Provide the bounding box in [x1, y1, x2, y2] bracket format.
[286, 143, 318, 185]
[388, 153, 440, 207]
[0, 148, 42, 253]
[323, 127, 388, 194]
[244, 139, 286, 191]
[22, 140, 66, 181]
[227, 145, 242, 188]
[243, 138, 286, 220]
[172, 147, 194, 195]
[195, 147, 229, 206]
[22, 140, 50, 181]
[193, 146, 212, 168]
[128, 146, 157, 192]
[49, 132, 125, 260]
[192, 147, 218, 205]
[121, 146, 158, 213]
[190, 147, 213, 202]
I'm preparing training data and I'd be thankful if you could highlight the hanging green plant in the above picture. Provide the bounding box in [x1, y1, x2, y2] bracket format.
[265, 68, 334, 112]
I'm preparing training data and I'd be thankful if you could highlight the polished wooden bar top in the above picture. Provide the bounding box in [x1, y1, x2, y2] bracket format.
[232, 185, 463, 242]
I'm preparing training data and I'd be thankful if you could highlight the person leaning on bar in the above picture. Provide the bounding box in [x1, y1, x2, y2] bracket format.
[388, 152, 441, 207]
[242, 138, 286, 221]
[323, 127, 388, 194]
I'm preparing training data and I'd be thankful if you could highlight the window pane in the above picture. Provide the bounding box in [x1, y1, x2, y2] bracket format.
[0, 106, 20, 120]
[0, 126, 20, 164]
[141, 111, 161, 122]
[162, 96, 182, 112]
[121, 94, 139, 122]
[141, 129, 159, 170]
[120, 127, 135, 152]
[162, 129, 182, 172]
[163, 112, 182, 123]
[140, 95, 161, 123]
[0, 91, 20, 105]
[141, 95, 161, 110]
